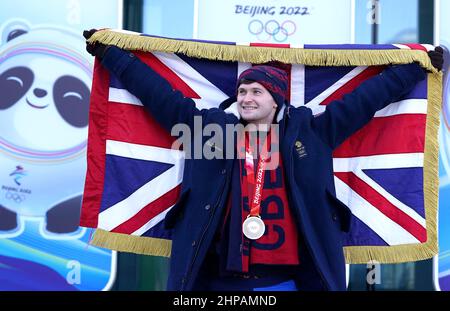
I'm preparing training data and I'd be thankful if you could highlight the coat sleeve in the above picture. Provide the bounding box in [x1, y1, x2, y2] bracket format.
[311, 63, 427, 149]
[101, 46, 205, 132]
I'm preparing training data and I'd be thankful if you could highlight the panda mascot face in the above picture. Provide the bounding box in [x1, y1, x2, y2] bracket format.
[0, 21, 93, 234]
[1, 52, 90, 150]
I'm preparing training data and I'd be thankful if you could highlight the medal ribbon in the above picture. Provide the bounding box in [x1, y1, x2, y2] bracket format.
[243, 131, 271, 218]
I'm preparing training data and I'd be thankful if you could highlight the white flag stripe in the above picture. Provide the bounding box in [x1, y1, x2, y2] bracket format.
[290, 43, 305, 49]
[238, 62, 252, 76]
[153, 52, 228, 110]
[131, 206, 173, 236]
[374, 99, 427, 117]
[106, 140, 185, 165]
[421, 44, 435, 52]
[305, 66, 366, 109]
[333, 153, 424, 172]
[99, 141, 184, 230]
[354, 169, 426, 227]
[392, 44, 411, 50]
[307, 98, 427, 117]
[98, 165, 181, 231]
[392, 44, 433, 52]
[109, 87, 143, 106]
[290, 64, 305, 108]
[334, 177, 421, 245]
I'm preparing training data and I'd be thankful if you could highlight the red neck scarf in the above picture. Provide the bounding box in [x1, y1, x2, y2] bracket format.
[224, 130, 300, 273]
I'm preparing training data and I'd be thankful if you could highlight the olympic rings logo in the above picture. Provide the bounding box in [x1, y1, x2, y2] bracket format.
[5, 191, 26, 203]
[248, 19, 297, 43]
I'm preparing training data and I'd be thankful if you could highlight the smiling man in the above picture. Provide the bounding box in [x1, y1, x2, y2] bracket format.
[236, 66, 286, 129]
[83, 29, 443, 291]
[238, 81, 275, 125]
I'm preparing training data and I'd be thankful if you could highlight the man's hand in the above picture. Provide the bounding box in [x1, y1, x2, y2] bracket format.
[428, 46, 444, 71]
[83, 29, 109, 59]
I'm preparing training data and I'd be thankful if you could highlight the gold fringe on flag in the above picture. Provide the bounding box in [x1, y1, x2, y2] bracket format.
[92, 229, 172, 257]
[88, 29, 438, 72]
[87, 29, 442, 263]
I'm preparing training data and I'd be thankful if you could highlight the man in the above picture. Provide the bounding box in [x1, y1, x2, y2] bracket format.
[84, 30, 443, 291]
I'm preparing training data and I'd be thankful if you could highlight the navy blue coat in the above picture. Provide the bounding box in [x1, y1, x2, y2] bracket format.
[102, 46, 426, 291]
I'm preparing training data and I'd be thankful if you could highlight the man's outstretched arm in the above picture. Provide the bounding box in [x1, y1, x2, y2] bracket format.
[101, 46, 203, 131]
[311, 62, 427, 149]
[84, 30, 203, 132]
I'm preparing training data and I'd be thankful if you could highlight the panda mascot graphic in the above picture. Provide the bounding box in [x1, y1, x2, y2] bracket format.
[0, 20, 92, 236]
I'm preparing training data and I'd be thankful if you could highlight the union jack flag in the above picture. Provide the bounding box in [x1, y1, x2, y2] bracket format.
[80, 31, 438, 263]
[304, 44, 430, 248]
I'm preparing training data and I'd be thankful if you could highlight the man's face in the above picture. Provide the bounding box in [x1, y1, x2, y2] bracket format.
[237, 82, 277, 125]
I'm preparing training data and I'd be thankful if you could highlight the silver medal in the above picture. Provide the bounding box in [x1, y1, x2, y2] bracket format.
[243, 216, 265, 240]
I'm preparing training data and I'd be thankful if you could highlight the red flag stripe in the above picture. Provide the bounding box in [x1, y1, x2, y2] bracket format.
[250, 43, 290, 48]
[107, 102, 176, 149]
[320, 66, 385, 106]
[334, 172, 427, 242]
[135, 51, 201, 99]
[112, 184, 181, 234]
[333, 114, 426, 157]
[403, 44, 428, 52]
[80, 60, 109, 228]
